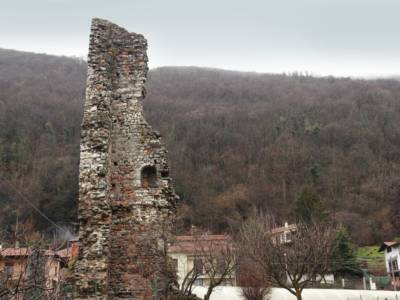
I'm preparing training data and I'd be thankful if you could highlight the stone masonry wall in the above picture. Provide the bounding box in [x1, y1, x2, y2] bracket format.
[75, 18, 177, 300]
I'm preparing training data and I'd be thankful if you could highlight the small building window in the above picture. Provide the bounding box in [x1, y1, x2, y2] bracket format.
[172, 258, 178, 271]
[193, 258, 204, 275]
[194, 278, 204, 286]
[5, 263, 14, 277]
[392, 260, 399, 272]
[387, 247, 392, 253]
[285, 232, 292, 243]
[141, 165, 157, 188]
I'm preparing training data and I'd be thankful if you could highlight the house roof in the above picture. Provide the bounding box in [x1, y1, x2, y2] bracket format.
[175, 235, 230, 242]
[168, 224, 296, 254]
[0, 247, 72, 258]
[271, 223, 297, 234]
[168, 234, 232, 254]
[0, 248, 31, 257]
[379, 241, 399, 252]
[56, 248, 73, 259]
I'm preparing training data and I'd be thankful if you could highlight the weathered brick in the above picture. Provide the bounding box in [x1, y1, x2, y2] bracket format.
[74, 18, 177, 300]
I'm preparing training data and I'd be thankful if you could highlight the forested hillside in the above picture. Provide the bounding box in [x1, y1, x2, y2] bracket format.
[1, 49, 400, 245]
[0, 49, 86, 238]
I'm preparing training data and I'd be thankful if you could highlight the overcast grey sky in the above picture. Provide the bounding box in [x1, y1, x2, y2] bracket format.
[1, 0, 399, 77]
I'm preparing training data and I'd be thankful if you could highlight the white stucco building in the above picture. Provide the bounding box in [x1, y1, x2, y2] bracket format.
[168, 234, 236, 288]
[379, 241, 400, 288]
[271, 221, 297, 244]
[168, 223, 297, 289]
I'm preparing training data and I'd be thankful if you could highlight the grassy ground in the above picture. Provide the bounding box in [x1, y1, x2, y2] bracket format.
[357, 245, 386, 274]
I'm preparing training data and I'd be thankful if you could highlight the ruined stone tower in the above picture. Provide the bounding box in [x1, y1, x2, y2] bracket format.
[75, 18, 177, 299]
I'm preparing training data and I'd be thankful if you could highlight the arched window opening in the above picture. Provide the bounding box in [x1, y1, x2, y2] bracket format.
[141, 165, 157, 188]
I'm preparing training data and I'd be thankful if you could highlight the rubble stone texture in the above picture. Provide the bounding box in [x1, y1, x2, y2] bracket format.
[74, 18, 177, 300]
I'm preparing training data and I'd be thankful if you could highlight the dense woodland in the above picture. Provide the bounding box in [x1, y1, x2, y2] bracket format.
[1, 48, 400, 245]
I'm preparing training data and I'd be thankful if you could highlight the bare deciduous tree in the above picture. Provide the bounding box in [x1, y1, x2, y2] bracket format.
[195, 234, 236, 300]
[174, 233, 236, 300]
[135, 223, 179, 300]
[179, 258, 201, 297]
[238, 214, 337, 300]
[0, 246, 66, 299]
[238, 257, 271, 300]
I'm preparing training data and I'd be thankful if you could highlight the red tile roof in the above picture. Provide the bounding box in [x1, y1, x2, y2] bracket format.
[169, 234, 232, 253]
[0, 248, 31, 257]
[176, 235, 230, 242]
[0, 247, 72, 258]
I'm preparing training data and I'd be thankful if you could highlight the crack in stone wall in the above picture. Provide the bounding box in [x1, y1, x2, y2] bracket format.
[74, 18, 177, 300]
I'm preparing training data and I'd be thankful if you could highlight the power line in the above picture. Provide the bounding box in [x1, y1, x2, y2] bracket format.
[0, 175, 67, 233]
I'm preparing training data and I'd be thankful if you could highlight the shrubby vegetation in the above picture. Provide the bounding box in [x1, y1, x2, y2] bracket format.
[1, 49, 400, 245]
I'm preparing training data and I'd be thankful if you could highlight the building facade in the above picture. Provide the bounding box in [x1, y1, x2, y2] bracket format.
[379, 241, 400, 288]
[0, 246, 70, 296]
[168, 234, 236, 288]
[271, 221, 297, 244]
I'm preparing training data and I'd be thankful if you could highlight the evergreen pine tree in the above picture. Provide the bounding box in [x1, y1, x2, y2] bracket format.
[332, 226, 362, 278]
[293, 185, 327, 223]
